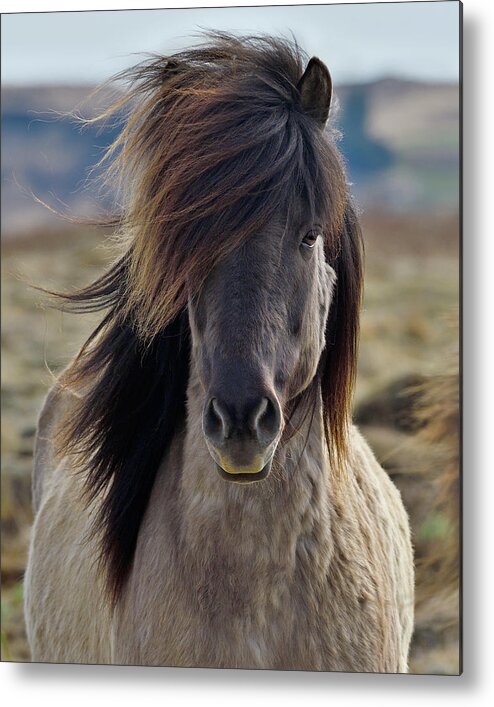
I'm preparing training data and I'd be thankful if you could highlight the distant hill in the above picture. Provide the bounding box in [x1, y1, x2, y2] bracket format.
[336, 79, 460, 212]
[1, 79, 459, 239]
[1, 85, 121, 236]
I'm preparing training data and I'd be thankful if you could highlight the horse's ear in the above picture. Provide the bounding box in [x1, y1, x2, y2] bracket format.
[164, 59, 181, 77]
[320, 200, 364, 462]
[297, 57, 333, 128]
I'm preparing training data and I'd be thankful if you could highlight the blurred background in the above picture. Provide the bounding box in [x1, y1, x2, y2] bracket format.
[1, 2, 460, 673]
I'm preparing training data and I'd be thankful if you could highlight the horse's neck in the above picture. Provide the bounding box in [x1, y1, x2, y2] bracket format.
[178, 367, 335, 574]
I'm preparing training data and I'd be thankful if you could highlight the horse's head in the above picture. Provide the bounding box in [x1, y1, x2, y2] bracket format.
[183, 57, 354, 483]
[189, 197, 335, 483]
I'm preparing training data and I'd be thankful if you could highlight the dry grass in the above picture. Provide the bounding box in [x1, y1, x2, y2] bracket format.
[1, 210, 460, 672]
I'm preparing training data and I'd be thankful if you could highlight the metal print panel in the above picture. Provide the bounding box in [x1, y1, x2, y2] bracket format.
[1, 1, 461, 675]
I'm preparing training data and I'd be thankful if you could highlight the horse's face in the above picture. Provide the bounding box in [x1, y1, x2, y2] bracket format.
[188, 204, 335, 483]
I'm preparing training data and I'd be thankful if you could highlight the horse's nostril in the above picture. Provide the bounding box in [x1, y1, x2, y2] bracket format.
[204, 393, 281, 448]
[249, 396, 280, 443]
[249, 397, 268, 432]
[204, 398, 231, 442]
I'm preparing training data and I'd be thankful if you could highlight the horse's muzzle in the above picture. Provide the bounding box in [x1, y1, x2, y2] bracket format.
[202, 389, 281, 482]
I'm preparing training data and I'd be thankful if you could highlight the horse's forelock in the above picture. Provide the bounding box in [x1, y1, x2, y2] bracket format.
[85, 33, 347, 341]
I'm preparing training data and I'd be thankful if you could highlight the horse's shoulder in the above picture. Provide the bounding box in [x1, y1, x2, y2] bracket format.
[32, 373, 80, 512]
[349, 423, 394, 480]
[347, 424, 414, 660]
[347, 423, 411, 531]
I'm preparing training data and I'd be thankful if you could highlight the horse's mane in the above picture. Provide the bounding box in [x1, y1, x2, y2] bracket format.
[48, 33, 362, 602]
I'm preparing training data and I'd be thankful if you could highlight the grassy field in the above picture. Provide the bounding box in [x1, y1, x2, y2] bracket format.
[1, 211, 460, 672]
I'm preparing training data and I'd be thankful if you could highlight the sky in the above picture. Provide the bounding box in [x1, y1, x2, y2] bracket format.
[1, 2, 460, 86]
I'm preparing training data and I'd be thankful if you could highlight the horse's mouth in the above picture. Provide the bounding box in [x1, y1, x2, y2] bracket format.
[205, 441, 275, 484]
[214, 459, 272, 484]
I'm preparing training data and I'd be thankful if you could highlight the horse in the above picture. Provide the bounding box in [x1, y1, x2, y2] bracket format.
[24, 33, 414, 671]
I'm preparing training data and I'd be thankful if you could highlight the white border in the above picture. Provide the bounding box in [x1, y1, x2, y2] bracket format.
[2, 0, 494, 704]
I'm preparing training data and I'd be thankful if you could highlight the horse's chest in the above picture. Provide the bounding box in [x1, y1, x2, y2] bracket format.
[183, 556, 300, 668]
[113, 473, 403, 671]
[115, 548, 396, 672]
[118, 556, 356, 670]
[175, 566, 367, 671]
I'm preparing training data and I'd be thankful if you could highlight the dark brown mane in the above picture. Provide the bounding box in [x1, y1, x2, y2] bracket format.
[50, 33, 362, 602]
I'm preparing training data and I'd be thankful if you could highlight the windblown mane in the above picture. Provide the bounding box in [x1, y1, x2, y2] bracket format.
[49, 33, 362, 601]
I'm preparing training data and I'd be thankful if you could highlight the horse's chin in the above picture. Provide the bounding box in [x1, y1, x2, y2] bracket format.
[214, 458, 273, 484]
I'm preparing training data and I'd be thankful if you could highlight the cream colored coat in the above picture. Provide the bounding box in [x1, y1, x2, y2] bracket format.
[24, 368, 414, 671]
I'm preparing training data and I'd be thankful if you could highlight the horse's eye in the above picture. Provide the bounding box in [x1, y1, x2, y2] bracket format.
[301, 231, 320, 250]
